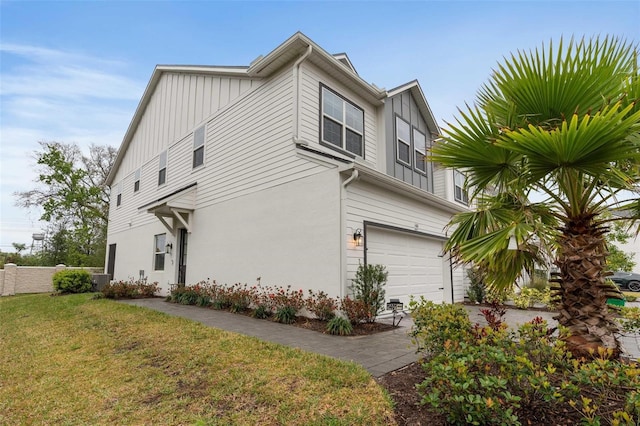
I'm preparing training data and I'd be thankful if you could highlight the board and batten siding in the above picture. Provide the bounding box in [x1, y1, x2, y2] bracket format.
[384, 90, 434, 192]
[107, 66, 337, 286]
[297, 62, 379, 167]
[345, 180, 465, 303]
[114, 72, 261, 185]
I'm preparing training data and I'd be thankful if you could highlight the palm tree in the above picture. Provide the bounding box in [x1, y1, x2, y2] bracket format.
[431, 37, 640, 359]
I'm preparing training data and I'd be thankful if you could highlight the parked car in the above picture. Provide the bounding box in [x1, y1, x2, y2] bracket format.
[609, 271, 640, 292]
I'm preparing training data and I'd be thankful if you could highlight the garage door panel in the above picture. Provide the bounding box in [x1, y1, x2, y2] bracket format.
[366, 227, 445, 305]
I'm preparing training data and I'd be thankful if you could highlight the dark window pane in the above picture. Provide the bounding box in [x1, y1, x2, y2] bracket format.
[398, 142, 410, 163]
[193, 146, 204, 168]
[323, 117, 342, 147]
[154, 254, 165, 271]
[116, 193, 122, 206]
[158, 168, 166, 186]
[415, 151, 427, 172]
[134, 180, 140, 192]
[346, 129, 362, 156]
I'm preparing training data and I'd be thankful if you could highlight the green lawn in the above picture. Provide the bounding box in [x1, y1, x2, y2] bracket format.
[0, 294, 395, 425]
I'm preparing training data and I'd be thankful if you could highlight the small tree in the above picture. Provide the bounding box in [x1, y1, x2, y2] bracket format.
[350, 263, 388, 323]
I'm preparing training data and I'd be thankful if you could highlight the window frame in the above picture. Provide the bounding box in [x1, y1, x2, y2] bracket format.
[193, 125, 205, 169]
[454, 170, 469, 205]
[158, 151, 167, 186]
[395, 115, 411, 166]
[153, 233, 166, 271]
[134, 169, 141, 193]
[319, 84, 365, 158]
[413, 128, 427, 174]
[115, 182, 122, 207]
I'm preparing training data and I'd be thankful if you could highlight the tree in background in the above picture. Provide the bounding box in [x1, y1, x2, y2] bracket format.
[606, 220, 637, 273]
[15, 142, 117, 267]
[431, 37, 640, 358]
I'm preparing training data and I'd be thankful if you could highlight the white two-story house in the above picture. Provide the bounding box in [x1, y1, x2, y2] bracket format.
[105, 32, 469, 305]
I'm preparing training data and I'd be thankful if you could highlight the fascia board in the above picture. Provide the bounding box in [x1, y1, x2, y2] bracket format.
[387, 80, 441, 135]
[340, 163, 467, 215]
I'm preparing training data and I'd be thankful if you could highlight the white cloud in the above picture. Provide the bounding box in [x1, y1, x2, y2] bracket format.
[0, 43, 143, 250]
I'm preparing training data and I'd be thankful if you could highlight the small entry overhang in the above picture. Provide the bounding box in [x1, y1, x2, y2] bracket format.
[138, 182, 197, 235]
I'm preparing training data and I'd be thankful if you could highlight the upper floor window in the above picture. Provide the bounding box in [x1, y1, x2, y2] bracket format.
[396, 117, 411, 165]
[115, 182, 122, 207]
[134, 169, 141, 193]
[193, 125, 205, 169]
[413, 129, 427, 173]
[454, 170, 469, 204]
[158, 151, 167, 186]
[321, 86, 364, 157]
[153, 233, 166, 271]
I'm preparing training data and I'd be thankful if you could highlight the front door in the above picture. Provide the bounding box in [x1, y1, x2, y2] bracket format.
[178, 228, 188, 284]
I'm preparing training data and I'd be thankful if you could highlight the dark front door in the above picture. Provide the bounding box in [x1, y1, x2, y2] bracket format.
[178, 229, 188, 284]
[107, 244, 116, 279]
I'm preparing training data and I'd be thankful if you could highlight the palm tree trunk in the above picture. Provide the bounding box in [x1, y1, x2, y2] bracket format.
[553, 215, 621, 359]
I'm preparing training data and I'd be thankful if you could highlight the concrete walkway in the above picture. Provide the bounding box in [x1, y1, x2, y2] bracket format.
[121, 299, 640, 377]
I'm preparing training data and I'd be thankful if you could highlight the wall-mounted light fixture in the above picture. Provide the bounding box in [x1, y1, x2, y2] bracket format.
[165, 242, 173, 254]
[353, 229, 363, 247]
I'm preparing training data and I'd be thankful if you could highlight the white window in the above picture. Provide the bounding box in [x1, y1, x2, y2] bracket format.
[154, 233, 166, 271]
[396, 117, 411, 165]
[158, 151, 167, 186]
[115, 182, 122, 207]
[321, 86, 364, 157]
[193, 125, 205, 169]
[454, 170, 469, 204]
[134, 169, 140, 193]
[413, 129, 427, 173]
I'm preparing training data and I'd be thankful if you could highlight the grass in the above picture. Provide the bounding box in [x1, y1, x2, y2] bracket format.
[0, 294, 395, 425]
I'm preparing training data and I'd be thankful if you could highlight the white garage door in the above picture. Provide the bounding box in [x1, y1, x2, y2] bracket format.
[366, 227, 446, 306]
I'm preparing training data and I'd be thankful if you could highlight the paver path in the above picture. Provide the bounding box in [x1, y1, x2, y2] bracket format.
[121, 299, 640, 377]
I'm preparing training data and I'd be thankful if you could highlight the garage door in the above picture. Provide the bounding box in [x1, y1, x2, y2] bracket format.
[366, 227, 446, 305]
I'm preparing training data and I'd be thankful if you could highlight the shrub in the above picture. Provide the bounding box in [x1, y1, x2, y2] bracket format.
[619, 306, 640, 334]
[252, 304, 270, 319]
[265, 285, 305, 316]
[349, 263, 387, 323]
[326, 316, 353, 335]
[52, 269, 92, 294]
[409, 297, 473, 355]
[340, 296, 370, 325]
[466, 267, 486, 303]
[226, 283, 254, 313]
[511, 287, 549, 309]
[305, 290, 337, 321]
[274, 306, 297, 324]
[411, 296, 640, 425]
[102, 279, 159, 299]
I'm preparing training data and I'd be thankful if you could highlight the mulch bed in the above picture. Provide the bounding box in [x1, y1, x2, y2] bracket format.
[290, 316, 396, 335]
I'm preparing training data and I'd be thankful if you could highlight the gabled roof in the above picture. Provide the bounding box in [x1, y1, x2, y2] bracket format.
[332, 53, 358, 74]
[106, 32, 387, 186]
[387, 80, 441, 136]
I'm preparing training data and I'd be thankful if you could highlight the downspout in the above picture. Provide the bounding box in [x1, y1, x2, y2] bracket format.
[340, 169, 359, 299]
[292, 45, 313, 145]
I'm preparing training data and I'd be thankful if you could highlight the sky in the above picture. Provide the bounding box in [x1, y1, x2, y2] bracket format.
[1, 0, 639, 253]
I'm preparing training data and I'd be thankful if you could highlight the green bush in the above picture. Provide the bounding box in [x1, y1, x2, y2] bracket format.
[409, 297, 640, 425]
[349, 263, 387, 323]
[274, 306, 297, 324]
[511, 287, 549, 309]
[52, 269, 92, 294]
[326, 316, 353, 335]
[409, 297, 473, 355]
